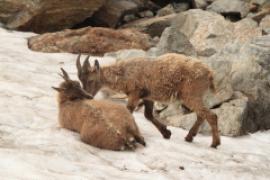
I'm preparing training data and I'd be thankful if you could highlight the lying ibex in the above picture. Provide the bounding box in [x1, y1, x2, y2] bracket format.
[76, 53, 220, 148]
[52, 68, 145, 151]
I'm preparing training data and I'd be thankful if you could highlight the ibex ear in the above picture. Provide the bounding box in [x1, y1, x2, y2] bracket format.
[52, 87, 65, 92]
[60, 68, 70, 81]
[94, 59, 100, 71]
[76, 54, 82, 77]
[82, 55, 91, 73]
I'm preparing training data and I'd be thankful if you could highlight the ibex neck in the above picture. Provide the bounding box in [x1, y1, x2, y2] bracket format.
[100, 65, 123, 90]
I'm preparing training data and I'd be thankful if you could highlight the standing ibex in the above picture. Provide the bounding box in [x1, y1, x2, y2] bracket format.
[53, 68, 145, 151]
[76, 53, 220, 148]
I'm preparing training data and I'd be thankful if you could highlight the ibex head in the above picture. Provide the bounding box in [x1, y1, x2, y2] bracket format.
[76, 54, 102, 96]
[52, 68, 93, 101]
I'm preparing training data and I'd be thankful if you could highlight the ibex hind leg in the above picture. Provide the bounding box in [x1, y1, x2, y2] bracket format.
[185, 115, 204, 142]
[182, 97, 220, 148]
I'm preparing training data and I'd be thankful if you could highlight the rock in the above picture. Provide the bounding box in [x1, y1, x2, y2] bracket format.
[166, 9, 261, 57]
[172, 9, 233, 57]
[138, 10, 154, 18]
[260, 15, 270, 34]
[156, 30, 269, 137]
[203, 59, 234, 107]
[123, 14, 139, 23]
[171, 2, 190, 13]
[28, 27, 152, 55]
[0, 0, 105, 33]
[207, 0, 250, 19]
[230, 35, 270, 132]
[122, 14, 176, 37]
[91, 0, 138, 28]
[233, 18, 262, 43]
[104, 49, 147, 61]
[155, 27, 197, 56]
[194, 0, 209, 9]
[157, 4, 175, 17]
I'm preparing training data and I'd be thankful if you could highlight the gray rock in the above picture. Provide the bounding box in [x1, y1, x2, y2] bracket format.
[260, 15, 270, 34]
[207, 0, 250, 18]
[203, 59, 234, 107]
[194, 0, 209, 9]
[172, 9, 234, 57]
[230, 35, 270, 132]
[138, 10, 154, 18]
[172, 2, 190, 13]
[233, 18, 262, 43]
[162, 10, 261, 57]
[104, 49, 147, 61]
[0, 0, 106, 33]
[157, 4, 175, 17]
[155, 27, 197, 56]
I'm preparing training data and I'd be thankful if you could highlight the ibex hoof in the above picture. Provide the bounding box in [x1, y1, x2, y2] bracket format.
[210, 141, 221, 148]
[185, 135, 193, 142]
[162, 128, 171, 139]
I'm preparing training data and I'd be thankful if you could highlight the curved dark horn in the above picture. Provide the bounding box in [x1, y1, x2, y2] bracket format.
[94, 59, 100, 70]
[82, 55, 91, 72]
[76, 54, 82, 75]
[85, 54, 90, 63]
[60, 68, 70, 81]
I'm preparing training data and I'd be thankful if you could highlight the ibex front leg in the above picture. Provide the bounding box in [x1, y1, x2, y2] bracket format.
[127, 94, 171, 139]
[143, 100, 171, 139]
[127, 93, 140, 113]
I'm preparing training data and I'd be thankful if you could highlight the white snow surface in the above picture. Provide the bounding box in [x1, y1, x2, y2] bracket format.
[0, 28, 270, 180]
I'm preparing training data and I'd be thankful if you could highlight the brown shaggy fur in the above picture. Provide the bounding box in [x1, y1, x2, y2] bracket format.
[77, 53, 220, 148]
[28, 27, 152, 55]
[53, 68, 145, 151]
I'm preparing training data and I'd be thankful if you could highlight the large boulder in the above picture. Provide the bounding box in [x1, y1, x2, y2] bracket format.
[162, 9, 262, 57]
[207, 0, 250, 19]
[0, 0, 105, 33]
[158, 35, 270, 136]
[155, 27, 197, 56]
[193, 0, 209, 9]
[28, 27, 152, 55]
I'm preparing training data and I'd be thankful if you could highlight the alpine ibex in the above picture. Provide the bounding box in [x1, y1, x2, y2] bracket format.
[76, 53, 220, 148]
[53, 68, 145, 151]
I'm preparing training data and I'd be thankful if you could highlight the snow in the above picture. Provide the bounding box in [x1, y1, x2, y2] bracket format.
[0, 27, 270, 180]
